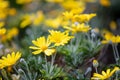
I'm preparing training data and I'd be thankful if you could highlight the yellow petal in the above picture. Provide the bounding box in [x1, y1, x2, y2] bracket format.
[102, 71, 107, 76]
[109, 67, 120, 77]
[32, 50, 42, 55]
[44, 49, 55, 56]
[93, 73, 104, 79]
[106, 69, 110, 75]
[29, 46, 41, 49]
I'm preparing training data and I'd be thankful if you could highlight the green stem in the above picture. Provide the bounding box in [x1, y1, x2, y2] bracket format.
[114, 44, 120, 61]
[44, 55, 48, 73]
[95, 67, 98, 73]
[49, 53, 56, 74]
[112, 43, 118, 64]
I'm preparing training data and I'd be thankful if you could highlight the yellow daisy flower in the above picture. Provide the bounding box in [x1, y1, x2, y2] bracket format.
[45, 17, 62, 29]
[62, 11, 74, 20]
[72, 13, 96, 23]
[0, 28, 6, 35]
[109, 21, 117, 30]
[29, 36, 55, 56]
[100, 0, 111, 7]
[64, 23, 91, 33]
[48, 30, 73, 46]
[101, 32, 120, 44]
[0, 52, 21, 69]
[91, 67, 120, 80]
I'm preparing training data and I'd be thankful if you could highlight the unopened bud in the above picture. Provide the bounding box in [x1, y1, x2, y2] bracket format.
[93, 60, 99, 68]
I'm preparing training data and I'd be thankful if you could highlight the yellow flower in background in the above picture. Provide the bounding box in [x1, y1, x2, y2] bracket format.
[72, 13, 96, 23]
[91, 67, 120, 80]
[0, 52, 21, 69]
[62, 11, 74, 20]
[6, 28, 19, 40]
[46, 0, 64, 3]
[29, 36, 55, 56]
[0, 28, 6, 35]
[70, 8, 85, 14]
[0, 0, 9, 9]
[0, 22, 6, 35]
[110, 21, 117, 30]
[16, 0, 32, 4]
[48, 30, 73, 46]
[20, 11, 44, 28]
[45, 17, 62, 29]
[101, 32, 120, 44]
[20, 14, 31, 28]
[0, 22, 5, 28]
[0, 28, 18, 42]
[64, 23, 91, 33]
[33, 11, 44, 26]
[101, 32, 114, 44]
[8, 8, 17, 16]
[61, 0, 85, 10]
[0, 0, 9, 19]
[100, 0, 111, 7]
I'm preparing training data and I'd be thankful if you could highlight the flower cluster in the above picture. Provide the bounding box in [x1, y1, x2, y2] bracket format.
[30, 30, 73, 56]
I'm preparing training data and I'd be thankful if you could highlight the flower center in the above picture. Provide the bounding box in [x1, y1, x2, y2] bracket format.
[41, 45, 47, 51]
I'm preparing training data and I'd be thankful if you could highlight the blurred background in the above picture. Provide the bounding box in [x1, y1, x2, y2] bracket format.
[1, 0, 120, 79]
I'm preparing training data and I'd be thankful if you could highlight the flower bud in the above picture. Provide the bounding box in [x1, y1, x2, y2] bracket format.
[93, 60, 99, 68]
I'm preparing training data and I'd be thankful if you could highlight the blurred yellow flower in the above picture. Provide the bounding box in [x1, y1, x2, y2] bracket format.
[72, 13, 96, 23]
[64, 23, 91, 33]
[100, 0, 111, 7]
[20, 14, 31, 28]
[33, 11, 44, 26]
[6, 28, 19, 40]
[101, 32, 120, 44]
[62, 11, 74, 20]
[0, 52, 21, 69]
[29, 36, 55, 56]
[20, 11, 44, 28]
[110, 21, 117, 30]
[0, 28, 6, 35]
[0, 0, 9, 19]
[91, 67, 120, 80]
[46, 0, 64, 3]
[48, 30, 73, 46]
[0, 22, 5, 28]
[45, 17, 62, 29]
[8, 8, 17, 16]
[70, 8, 85, 14]
[16, 0, 32, 4]
[61, 0, 85, 10]
[0, 0, 9, 9]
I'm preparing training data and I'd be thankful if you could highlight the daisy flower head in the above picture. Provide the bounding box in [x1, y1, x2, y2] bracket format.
[29, 36, 55, 56]
[0, 52, 21, 69]
[48, 30, 74, 46]
[91, 67, 120, 80]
